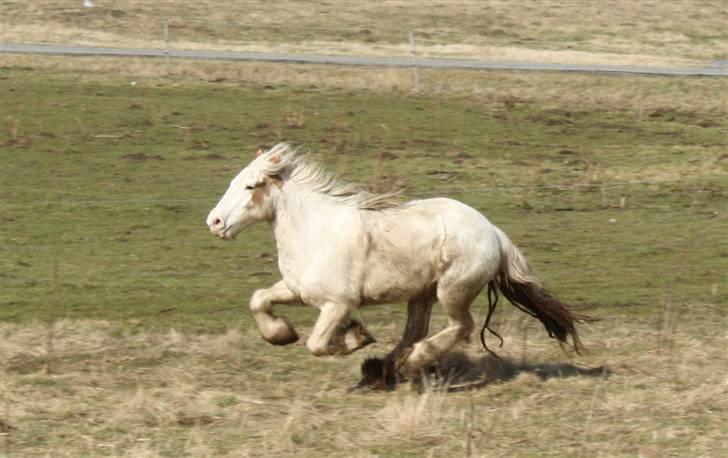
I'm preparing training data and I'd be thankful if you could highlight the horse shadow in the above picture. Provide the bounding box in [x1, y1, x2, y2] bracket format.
[416, 351, 610, 392]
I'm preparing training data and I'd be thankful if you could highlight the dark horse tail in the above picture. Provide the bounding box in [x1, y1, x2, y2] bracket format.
[480, 227, 592, 355]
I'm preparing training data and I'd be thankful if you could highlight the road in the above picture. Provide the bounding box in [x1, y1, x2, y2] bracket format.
[2, 42, 726, 77]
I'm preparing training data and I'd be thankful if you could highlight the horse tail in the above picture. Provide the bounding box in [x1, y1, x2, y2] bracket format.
[480, 227, 590, 354]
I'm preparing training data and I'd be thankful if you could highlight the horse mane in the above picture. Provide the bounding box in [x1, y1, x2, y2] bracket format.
[257, 143, 402, 211]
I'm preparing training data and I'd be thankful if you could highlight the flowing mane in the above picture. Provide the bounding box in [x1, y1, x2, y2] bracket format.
[207, 142, 590, 390]
[258, 143, 402, 211]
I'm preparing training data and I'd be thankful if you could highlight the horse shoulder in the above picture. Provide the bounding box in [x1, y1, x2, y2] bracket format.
[281, 208, 368, 307]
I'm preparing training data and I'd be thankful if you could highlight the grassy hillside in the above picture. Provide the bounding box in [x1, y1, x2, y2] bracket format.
[0, 66, 726, 456]
[1, 69, 725, 327]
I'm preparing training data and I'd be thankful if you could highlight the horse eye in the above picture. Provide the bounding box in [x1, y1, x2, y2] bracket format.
[245, 185, 256, 190]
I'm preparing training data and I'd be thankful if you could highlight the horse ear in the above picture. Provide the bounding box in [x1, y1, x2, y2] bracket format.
[255, 149, 263, 157]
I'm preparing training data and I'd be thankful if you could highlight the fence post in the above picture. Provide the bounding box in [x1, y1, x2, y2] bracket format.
[164, 19, 170, 77]
[408, 31, 420, 93]
[45, 259, 58, 374]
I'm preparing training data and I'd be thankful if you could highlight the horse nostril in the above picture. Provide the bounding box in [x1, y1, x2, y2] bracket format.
[212, 217, 224, 229]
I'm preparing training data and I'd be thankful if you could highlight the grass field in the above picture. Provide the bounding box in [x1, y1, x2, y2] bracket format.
[2, 0, 727, 67]
[1, 56, 727, 457]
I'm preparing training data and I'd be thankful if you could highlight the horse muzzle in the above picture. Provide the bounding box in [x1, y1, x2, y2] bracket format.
[207, 215, 231, 239]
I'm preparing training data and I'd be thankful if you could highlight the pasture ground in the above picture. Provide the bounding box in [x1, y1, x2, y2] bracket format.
[1, 55, 727, 457]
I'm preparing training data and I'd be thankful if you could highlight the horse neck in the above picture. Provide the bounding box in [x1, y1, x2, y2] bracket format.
[272, 181, 356, 249]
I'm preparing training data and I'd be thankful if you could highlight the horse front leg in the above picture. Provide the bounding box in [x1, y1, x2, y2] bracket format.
[306, 303, 375, 356]
[250, 280, 300, 345]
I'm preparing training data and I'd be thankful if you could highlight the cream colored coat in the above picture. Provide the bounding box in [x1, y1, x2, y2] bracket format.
[207, 144, 585, 378]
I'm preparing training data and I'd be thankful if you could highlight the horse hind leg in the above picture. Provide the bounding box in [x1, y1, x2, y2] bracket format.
[400, 278, 479, 379]
[390, 290, 436, 362]
[358, 290, 435, 389]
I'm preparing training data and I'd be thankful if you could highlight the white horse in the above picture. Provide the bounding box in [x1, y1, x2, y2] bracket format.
[207, 143, 588, 385]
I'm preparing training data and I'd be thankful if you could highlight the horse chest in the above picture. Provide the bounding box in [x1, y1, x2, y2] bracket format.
[276, 242, 364, 305]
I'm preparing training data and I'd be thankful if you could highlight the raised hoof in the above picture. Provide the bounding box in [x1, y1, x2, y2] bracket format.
[342, 320, 376, 353]
[263, 317, 299, 346]
[268, 331, 299, 346]
[329, 320, 376, 355]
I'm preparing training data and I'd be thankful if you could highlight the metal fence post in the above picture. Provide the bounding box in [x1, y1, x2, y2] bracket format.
[164, 19, 170, 77]
[409, 31, 420, 93]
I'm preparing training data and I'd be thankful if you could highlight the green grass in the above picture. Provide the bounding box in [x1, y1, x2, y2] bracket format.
[1, 69, 725, 332]
[0, 67, 726, 457]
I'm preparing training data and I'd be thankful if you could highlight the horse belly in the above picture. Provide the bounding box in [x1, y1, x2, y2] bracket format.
[362, 265, 434, 304]
[361, 226, 440, 304]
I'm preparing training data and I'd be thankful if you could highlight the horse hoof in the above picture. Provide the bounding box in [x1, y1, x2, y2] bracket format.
[357, 356, 401, 390]
[267, 331, 299, 346]
[328, 320, 377, 355]
[343, 320, 376, 353]
[264, 318, 299, 345]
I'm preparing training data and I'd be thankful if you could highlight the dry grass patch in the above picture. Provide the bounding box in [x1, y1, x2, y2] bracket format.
[1, 307, 726, 457]
[2, 0, 726, 67]
[375, 387, 457, 445]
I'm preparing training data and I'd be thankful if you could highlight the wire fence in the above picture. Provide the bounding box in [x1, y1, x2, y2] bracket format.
[8, 2, 728, 80]
[2, 176, 726, 207]
[1, 174, 724, 251]
[4, 220, 725, 252]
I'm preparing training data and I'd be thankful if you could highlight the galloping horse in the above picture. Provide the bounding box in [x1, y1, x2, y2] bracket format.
[207, 143, 588, 386]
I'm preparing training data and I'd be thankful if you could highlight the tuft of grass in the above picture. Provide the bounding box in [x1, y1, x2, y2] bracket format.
[375, 386, 456, 444]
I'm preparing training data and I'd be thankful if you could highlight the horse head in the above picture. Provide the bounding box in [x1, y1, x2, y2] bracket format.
[206, 145, 287, 240]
